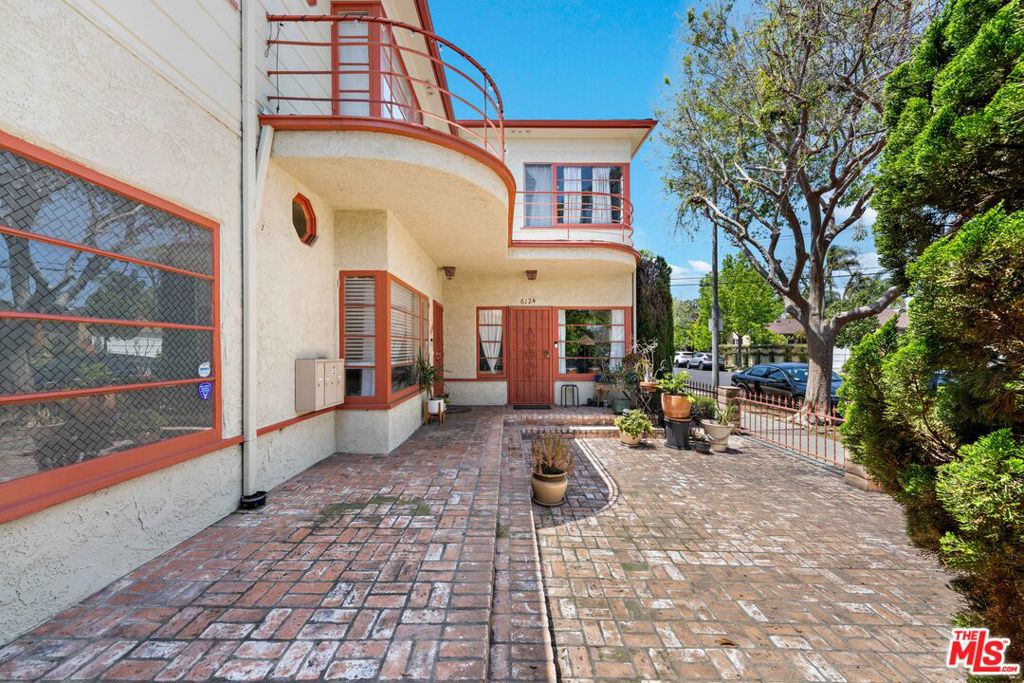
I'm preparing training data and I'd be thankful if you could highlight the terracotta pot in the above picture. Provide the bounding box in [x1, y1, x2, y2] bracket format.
[639, 381, 658, 393]
[531, 471, 568, 506]
[703, 421, 732, 452]
[618, 430, 642, 446]
[661, 394, 691, 420]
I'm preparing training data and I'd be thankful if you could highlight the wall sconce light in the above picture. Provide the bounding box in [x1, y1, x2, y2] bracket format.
[525, 270, 538, 281]
[442, 266, 456, 280]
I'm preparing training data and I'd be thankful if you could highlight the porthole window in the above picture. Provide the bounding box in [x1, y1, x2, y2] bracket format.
[292, 193, 317, 245]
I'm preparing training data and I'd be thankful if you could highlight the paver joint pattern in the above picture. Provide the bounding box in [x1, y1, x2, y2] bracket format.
[0, 408, 961, 682]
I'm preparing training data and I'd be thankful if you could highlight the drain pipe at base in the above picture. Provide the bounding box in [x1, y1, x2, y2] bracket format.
[239, 0, 273, 509]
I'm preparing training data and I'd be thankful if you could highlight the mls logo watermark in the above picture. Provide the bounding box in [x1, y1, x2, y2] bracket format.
[946, 628, 1020, 676]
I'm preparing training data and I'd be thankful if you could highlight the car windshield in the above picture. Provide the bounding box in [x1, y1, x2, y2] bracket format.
[781, 367, 841, 382]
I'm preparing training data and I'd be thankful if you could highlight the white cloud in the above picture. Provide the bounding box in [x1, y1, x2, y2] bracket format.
[858, 251, 880, 270]
[688, 260, 712, 273]
[834, 204, 878, 227]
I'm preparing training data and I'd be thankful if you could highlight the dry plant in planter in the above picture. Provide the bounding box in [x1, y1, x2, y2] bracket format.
[530, 433, 574, 506]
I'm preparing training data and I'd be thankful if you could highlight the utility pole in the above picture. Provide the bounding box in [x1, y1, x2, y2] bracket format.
[711, 222, 721, 389]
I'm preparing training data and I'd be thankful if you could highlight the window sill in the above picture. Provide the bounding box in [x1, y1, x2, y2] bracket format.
[0, 431, 241, 524]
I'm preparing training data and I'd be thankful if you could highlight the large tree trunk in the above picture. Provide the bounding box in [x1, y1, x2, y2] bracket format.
[803, 319, 836, 415]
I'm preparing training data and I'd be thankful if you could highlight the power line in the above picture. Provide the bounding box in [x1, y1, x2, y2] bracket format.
[669, 268, 889, 284]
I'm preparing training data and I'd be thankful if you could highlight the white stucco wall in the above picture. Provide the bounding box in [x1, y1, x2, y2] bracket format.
[0, 0, 243, 643]
[252, 163, 339, 490]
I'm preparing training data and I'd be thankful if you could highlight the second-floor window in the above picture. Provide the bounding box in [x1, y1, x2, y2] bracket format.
[524, 163, 625, 227]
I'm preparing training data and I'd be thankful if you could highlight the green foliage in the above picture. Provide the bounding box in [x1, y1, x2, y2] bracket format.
[689, 396, 718, 424]
[637, 251, 674, 375]
[828, 274, 897, 349]
[874, 0, 1024, 281]
[683, 255, 784, 349]
[615, 410, 654, 438]
[673, 298, 700, 350]
[655, 371, 690, 396]
[845, 9, 1024, 649]
[937, 430, 1024, 570]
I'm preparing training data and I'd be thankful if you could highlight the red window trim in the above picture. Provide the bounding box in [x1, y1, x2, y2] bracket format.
[292, 193, 317, 245]
[521, 162, 631, 230]
[476, 306, 507, 379]
[338, 270, 430, 409]
[0, 130, 223, 524]
[554, 306, 632, 381]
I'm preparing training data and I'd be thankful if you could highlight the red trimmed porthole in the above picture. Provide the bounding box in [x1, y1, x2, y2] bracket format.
[292, 193, 317, 245]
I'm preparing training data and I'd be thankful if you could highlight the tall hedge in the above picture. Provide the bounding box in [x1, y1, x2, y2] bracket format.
[637, 251, 673, 376]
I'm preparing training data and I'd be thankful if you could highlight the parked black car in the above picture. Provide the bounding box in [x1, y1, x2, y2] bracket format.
[731, 362, 842, 407]
[686, 352, 725, 371]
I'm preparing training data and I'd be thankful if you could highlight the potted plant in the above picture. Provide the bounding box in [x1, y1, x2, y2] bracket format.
[703, 403, 739, 452]
[632, 340, 659, 392]
[415, 353, 445, 416]
[615, 409, 653, 446]
[689, 396, 718, 425]
[655, 371, 692, 420]
[605, 366, 634, 414]
[530, 433, 574, 506]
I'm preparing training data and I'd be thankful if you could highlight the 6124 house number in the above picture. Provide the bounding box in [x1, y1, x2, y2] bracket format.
[519, 297, 536, 305]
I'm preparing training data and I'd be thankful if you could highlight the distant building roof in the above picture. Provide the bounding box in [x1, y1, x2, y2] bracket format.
[768, 308, 908, 336]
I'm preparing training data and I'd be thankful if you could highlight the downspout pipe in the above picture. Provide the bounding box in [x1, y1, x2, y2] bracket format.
[239, 0, 268, 509]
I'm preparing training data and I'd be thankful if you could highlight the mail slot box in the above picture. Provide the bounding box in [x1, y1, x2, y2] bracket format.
[295, 358, 345, 412]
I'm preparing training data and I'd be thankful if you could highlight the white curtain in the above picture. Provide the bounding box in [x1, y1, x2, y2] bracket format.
[479, 309, 503, 372]
[563, 166, 582, 224]
[592, 167, 612, 223]
[524, 164, 552, 227]
[558, 309, 567, 374]
[610, 309, 625, 369]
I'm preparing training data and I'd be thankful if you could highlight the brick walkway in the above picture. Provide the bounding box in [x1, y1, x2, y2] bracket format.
[0, 410, 962, 681]
[527, 435, 963, 682]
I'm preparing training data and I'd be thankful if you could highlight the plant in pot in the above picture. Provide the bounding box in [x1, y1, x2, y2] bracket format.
[530, 433, 574, 506]
[689, 396, 718, 425]
[605, 366, 635, 414]
[703, 403, 739, 452]
[415, 353, 445, 418]
[632, 340, 659, 392]
[655, 371, 692, 420]
[615, 409, 653, 446]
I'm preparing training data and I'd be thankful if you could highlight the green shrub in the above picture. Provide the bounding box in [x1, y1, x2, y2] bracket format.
[655, 371, 689, 396]
[690, 396, 717, 424]
[615, 410, 654, 437]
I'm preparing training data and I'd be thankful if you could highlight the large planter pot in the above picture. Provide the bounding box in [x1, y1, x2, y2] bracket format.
[618, 429, 642, 446]
[703, 421, 733, 452]
[639, 381, 658, 393]
[427, 398, 445, 415]
[610, 397, 631, 414]
[531, 471, 568, 506]
[661, 394, 692, 420]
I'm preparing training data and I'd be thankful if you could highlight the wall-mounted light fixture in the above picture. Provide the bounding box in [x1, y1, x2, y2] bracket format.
[442, 266, 456, 280]
[525, 270, 538, 281]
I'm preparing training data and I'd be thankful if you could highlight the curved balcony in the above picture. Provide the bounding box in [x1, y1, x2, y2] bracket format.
[261, 13, 504, 159]
[260, 13, 512, 272]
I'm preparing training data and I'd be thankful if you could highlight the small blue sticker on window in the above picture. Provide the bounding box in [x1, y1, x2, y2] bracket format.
[198, 361, 211, 378]
[197, 381, 213, 401]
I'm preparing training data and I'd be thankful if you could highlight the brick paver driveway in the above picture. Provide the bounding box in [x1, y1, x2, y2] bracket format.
[528, 436, 963, 682]
[0, 409, 962, 682]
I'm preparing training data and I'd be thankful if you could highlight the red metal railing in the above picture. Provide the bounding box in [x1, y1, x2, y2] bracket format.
[735, 393, 847, 468]
[264, 14, 505, 160]
[515, 190, 634, 245]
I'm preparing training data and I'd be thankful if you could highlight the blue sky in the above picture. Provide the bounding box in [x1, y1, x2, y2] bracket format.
[429, 0, 880, 299]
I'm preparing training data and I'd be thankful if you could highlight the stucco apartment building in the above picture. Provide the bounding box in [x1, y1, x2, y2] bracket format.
[0, 0, 654, 641]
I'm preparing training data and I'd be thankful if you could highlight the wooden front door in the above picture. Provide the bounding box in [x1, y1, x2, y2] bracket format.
[508, 308, 553, 405]
[432, 301, 444, 397]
